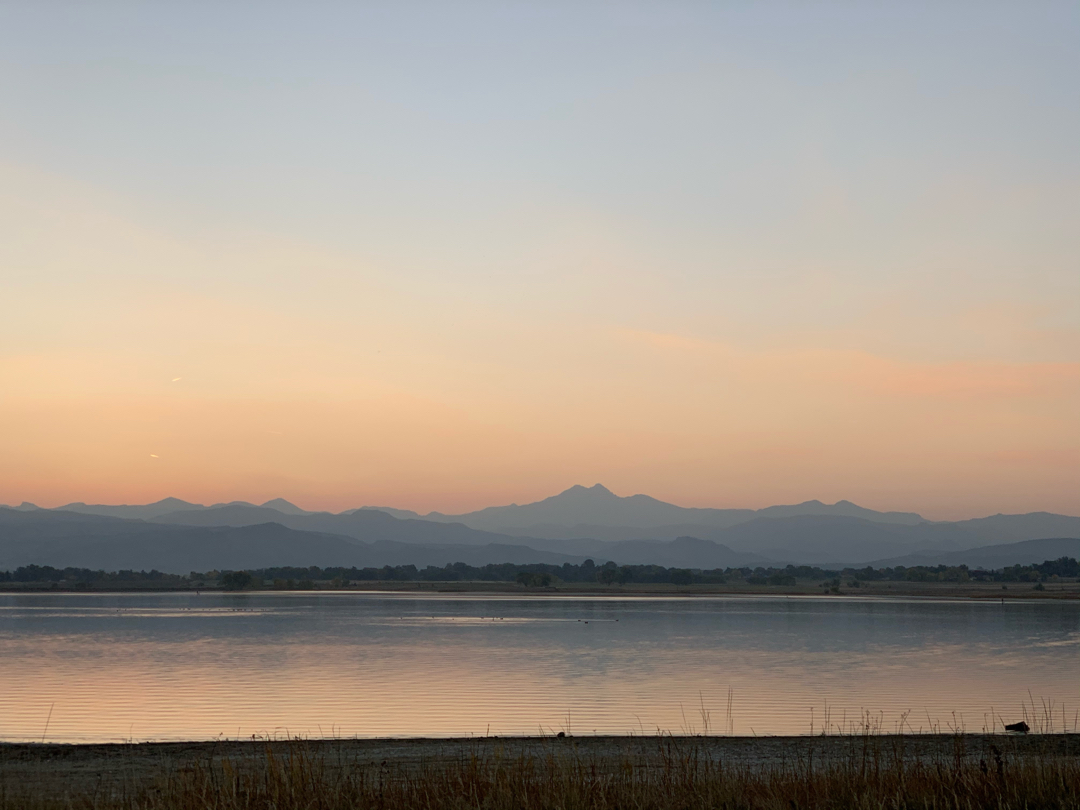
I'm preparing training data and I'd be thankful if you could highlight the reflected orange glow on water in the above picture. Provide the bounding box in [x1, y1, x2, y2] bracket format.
[2, 594, 1077, 742]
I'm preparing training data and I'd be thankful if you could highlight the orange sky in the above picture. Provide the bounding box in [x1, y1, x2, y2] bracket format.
[1, 6, 1078, 520]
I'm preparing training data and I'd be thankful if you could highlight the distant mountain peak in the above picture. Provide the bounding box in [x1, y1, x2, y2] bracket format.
[560, 483, 615, 498]
[151, 496, 198, 507]
[57, 496, 201, 512]
[261, 498, 308, 515]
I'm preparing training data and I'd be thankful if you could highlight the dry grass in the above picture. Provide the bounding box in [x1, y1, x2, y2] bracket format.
[4, 735, 1080, 810]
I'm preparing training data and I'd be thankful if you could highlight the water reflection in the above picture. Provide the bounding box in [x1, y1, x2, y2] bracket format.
[1, 593, 1076, 742]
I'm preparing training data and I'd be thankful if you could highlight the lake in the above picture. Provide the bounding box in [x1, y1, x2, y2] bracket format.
[1, 592, 1077, 742]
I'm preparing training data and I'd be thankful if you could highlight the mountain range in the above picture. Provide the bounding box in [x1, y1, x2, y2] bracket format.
[359, 484, 928, 534]
[3, 484, 1077, 574]
[0, 508, 591, 573]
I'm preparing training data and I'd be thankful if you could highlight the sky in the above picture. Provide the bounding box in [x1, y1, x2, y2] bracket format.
[1, 3, 1077, 519]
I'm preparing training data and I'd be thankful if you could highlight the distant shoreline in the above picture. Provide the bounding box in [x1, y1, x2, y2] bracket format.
[2, 579, 1078, 599]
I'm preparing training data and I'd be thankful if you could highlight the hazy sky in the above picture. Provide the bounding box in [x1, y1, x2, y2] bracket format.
[2, 3, 1077, 519]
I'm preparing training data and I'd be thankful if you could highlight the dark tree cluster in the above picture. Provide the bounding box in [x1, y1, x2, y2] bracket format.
[0, 565, 185, 586]
[844, 557, 1080, 584]
[994, 556, 1079, 582]
[4, 557, 1075, 589]
[214, 558, 1080, 588]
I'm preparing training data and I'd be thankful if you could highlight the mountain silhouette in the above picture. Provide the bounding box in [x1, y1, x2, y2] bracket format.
[950, 513, 1080, 544]
[869, 537, 1080, 569]
[260, 498, 310, 515]
[4, 485, 1076, 571]
[364, 483, 927, 535]
[150, 504, 523, 546]
[0, 509, 590, 573]
[55, 497, 205, 521]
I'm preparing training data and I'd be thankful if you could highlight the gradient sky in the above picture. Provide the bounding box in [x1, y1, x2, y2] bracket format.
[2, 3, 1077, 519]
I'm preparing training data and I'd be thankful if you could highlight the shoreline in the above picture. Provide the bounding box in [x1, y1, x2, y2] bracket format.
[5, 734, 1078, 801]
[2, 580, 1078, 599]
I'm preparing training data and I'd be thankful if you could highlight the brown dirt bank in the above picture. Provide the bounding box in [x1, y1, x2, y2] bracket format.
[4, 734, 1078, 803]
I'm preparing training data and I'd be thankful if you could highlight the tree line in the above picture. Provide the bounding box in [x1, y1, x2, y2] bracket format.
[2, 557, 1076, 588]
[0, 565, 186, 586]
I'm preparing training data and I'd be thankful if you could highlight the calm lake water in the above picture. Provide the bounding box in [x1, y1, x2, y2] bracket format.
[1, 592, 1077, 742]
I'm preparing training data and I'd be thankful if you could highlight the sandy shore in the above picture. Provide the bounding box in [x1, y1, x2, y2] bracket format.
[4, 734, 1078, 801]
